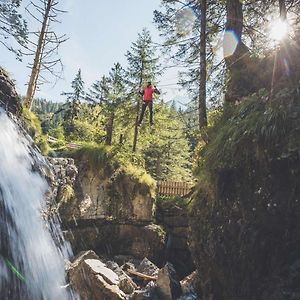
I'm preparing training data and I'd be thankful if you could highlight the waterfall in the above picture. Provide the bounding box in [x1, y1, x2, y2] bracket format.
[0, 109, 75, 299]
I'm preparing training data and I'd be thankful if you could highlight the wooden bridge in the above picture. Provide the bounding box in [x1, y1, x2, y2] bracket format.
[156, 181, 192, 197]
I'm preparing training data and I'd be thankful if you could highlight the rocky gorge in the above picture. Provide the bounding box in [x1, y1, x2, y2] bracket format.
[47, 155, 198, 299]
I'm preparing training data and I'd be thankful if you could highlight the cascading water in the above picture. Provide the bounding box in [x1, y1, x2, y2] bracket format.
[0, 108, 75, 299]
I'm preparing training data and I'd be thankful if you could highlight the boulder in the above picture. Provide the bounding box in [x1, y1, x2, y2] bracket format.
[157, 263, 182, 300]
[106, 260, 138, 294]
[0, 68, 22, 115]
[180, 270, 198, 295]
[136, 258, 159, 277]
[130, 290, 149, 300]
[118, 224, 165, 264]
[129, 282, 159, 300]
[84, 259, 119, 285]
[68, 254, 126, 300]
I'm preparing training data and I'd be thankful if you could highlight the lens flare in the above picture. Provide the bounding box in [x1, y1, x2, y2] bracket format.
[175, 8, 197, 37]
[270, 19, 288, 41]
[5, 259, 26, 283]
[223, 30, 239, 58]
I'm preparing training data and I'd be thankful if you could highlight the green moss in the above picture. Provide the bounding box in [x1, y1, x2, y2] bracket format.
[21, 107, 50, 155]
[195, 88, 300, 178]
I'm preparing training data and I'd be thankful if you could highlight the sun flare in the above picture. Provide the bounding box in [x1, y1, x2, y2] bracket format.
[270, 19, 288, 41]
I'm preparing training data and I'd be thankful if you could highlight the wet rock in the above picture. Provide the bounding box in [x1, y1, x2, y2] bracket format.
[136, 258, 159, 277]
[130, 290, 149, 300]
[119, 272, 138, 295]
[180, 270, 198, 295]
[129, 281, 160, 300]
[121, 261, 137, 272]
[66, 223, 166, 266]
[0, 68, 22, 115]
[118, 224, 165, 263]
[106, 260, 138, 294]
[85, 259, 119, 285]
[157, 263, 182, 300]
[68, 253, 126, 300]
[72, 250, 99, 264]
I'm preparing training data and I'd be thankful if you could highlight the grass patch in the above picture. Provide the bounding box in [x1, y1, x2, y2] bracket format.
[69, 143, 117, 172]
[124, 163, 156, 196]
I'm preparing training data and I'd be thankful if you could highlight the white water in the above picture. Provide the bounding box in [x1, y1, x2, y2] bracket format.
[0, 109, 74, 299]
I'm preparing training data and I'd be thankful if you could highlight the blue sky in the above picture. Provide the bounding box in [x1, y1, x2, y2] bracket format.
[0, 0, 187, 103]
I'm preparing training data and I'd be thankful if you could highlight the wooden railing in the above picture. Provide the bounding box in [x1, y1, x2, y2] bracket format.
[156, 181, 192, 197]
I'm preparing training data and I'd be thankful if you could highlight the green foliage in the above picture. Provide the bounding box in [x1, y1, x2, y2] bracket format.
[21, 107, 49, 155]
[140, 102, 193, 181]
[48, 125, 65, 140]
[0, 1, 28, 59]
[31, 98, 64, 132]
[67, 120, 100, 143]
[196, 88, 300, 178]
[30, 32, 192, 183]
[62, 69, 86, 137]
[156, 195, 188, 209]
[58, 184, 74, 204]
[126, 28, 161, 86]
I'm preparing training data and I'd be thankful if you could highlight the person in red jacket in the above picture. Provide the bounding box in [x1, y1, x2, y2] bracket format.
[138, 81, 160, 126]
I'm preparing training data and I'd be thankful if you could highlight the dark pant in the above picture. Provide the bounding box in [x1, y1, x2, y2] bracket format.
[138, 101, 153, 124]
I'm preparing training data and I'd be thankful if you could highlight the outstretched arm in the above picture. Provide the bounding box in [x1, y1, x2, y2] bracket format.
[153, 86, 161, 95]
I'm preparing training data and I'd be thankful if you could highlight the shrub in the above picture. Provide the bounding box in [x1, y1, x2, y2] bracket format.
[21, 107, 49, 155]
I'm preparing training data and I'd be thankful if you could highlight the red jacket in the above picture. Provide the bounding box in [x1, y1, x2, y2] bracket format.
[143, 87, 155, 102]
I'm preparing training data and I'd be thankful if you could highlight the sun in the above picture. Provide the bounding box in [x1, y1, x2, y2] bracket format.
[270, 19, 289, 41]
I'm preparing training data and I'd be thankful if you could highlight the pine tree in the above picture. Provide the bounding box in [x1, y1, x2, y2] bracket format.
[154, 1, 224, 128]
[0, 0, 27, 59]
[125, 28, 161, 152]
[88, 63, 127, 145]
[140, 102, 192, 181]
[61, 69, 85, 137]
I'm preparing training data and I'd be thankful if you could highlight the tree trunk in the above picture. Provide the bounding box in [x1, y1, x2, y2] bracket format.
[199, 0, 207, 129]
[105, 112, 114, 146]
[132, 61, 144, 153]
[224, 0, 250, 103]
[225, 0, 243, 42]
[279, 0, 287, 20]
[24, 0, 53, 110]
[132, 103, 140, 152]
